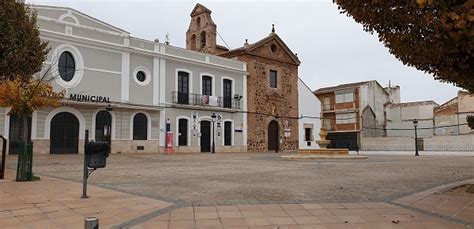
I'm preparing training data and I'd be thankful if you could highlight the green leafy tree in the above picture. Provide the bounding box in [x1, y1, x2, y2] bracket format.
[334, 0, 474, 92]
[0, 0, 57, 181]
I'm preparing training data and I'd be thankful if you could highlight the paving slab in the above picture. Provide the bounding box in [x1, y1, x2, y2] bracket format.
[0, 169, 173, 228]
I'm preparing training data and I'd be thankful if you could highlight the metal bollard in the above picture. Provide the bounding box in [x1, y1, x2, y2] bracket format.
[84, 217, 99, 229]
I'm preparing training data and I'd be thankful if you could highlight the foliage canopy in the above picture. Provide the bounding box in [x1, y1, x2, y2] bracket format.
[0, 0, 49, 82]
[334, 0, 474, 92]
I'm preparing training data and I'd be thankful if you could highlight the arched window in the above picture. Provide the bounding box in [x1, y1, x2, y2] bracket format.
[95, 111, 111, 142]
[58, 51, 75, 82]
[133, 113, 147, 140]
[190, 34, 197, 50]
[196, 17, 201, 29]
[200, 31, 206, 48]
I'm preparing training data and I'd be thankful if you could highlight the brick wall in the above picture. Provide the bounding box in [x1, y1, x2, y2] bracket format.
[361, 135, 474, 151]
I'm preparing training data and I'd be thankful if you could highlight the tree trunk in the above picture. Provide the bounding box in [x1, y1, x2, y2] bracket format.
[16, 115, 32, 181]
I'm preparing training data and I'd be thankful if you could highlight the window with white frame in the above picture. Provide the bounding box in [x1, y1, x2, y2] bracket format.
[336, 113, 356, 124]
[335, 91, 354, 103]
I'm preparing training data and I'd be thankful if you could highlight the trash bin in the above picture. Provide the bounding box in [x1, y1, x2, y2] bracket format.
[86, 142, 110, 169]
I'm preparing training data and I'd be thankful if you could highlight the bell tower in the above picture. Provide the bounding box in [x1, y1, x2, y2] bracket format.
[186, 4, 218, 54]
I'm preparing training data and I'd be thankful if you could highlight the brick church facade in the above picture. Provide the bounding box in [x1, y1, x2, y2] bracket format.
[186, 4, 300, 152]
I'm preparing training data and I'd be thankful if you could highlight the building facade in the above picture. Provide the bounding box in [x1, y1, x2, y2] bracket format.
[385, 101, 438, 137]
[434, 91, 474, 135]
[0, 4, 248, 155]
[298, 79, 321, 149]
[186, 4, 301, 152]
[314, 80, 400, 150]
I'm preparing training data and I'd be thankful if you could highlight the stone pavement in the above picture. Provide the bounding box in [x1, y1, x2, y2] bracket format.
[0, 169, 172, 228]
[131, 203, 467, 229]
[1, 168, 473, 228]
[394, 179, 474, 225]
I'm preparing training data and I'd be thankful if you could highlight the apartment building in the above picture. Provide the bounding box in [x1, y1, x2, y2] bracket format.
[314, 80, 399, 150]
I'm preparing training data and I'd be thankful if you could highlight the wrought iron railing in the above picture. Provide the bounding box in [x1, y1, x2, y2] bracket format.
[171, 91, 241, 109]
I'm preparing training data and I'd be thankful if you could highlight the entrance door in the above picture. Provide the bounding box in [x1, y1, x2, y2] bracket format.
[200, 121, 211, 152]
[95, 111, 111, 142]
[268, 120, 279, 151]
[8, 115, 31, 155]
[50, 112, 79, 154]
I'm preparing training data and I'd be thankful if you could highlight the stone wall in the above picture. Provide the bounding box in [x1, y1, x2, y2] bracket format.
[237, 48, 299, 152]
[361, 134, 474, 151]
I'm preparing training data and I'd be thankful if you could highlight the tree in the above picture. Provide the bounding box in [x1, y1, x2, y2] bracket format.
[0, 0, 62, 181]
[334, 0, 474, 92]
[0, 0, 49, 82]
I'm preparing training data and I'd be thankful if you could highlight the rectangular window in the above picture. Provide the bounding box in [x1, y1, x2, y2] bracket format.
[269, 70, 277, 88]
[224, 121, 232, 146]
[223, 79, 232, 108]
[178, 119, 188, 146]
[202, 76, 212, 96]
[324, 96, 331, 110]
[304, 128, 312, 141]
[336, 113, 356, 124]
[335, 91, 354, 103]
[177, 71, 189, 104]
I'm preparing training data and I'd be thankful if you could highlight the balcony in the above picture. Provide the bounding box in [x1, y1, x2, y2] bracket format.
[322, 103, 334, 111]
[171, 91, 241, 109]
[322, 119, 335, 131]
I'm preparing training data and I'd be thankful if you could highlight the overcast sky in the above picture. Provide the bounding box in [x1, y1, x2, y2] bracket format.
[28, 0, 461, 104]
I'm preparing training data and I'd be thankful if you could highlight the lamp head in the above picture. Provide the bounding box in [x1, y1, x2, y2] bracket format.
[106, 104, 113, 112]
[413, 119, 418, 127]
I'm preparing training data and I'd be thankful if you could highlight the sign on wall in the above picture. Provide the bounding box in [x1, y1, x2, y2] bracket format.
[69, 94, 110, 103]
[192, 112, 199, 137]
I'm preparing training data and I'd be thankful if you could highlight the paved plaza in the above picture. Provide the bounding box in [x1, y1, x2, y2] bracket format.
[1, 152, 473, 228]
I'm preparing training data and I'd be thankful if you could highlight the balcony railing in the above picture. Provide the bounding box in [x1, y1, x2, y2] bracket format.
[171, 91, 241, 109]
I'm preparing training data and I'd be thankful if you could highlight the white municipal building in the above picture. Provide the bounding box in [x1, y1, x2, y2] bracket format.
[0, 5, 249, 154]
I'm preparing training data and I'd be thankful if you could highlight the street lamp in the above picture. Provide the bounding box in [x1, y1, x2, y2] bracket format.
[105, 105, 113, 147]
[413, 119, 419, 156]
[275, 114, 280, 153]
[211, 113, 216, 154]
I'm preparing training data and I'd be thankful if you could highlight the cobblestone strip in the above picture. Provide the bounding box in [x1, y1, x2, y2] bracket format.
[112, 204, 185, 229]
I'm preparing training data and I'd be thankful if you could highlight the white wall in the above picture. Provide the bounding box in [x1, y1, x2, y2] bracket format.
[298, 79, 321, 149]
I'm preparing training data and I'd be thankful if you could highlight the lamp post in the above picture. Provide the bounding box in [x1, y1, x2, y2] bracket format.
[105, 105, 113, 146]
[275, 114, 280, 153]
[211, 113, 216, 154]
[413, 119, 419, 156]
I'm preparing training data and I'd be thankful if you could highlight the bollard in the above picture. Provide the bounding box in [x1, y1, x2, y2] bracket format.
[84, 217, 99, 229]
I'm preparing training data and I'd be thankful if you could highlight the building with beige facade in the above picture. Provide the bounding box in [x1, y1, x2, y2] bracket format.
[434, 91, 474, 135]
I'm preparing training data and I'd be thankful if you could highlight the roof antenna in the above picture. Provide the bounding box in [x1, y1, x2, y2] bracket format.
[165, 33, 170, 45]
